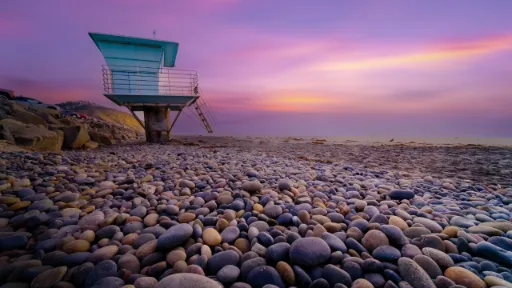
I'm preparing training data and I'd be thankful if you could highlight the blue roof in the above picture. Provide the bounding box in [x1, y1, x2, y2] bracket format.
[89, 32, 179, 67]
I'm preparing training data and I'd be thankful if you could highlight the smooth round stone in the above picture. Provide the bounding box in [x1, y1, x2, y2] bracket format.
[480, 222, 512, 232]
[389, 190, 415, 200]
[30, 266, 67, 288]
[276, 261, 295, 286]
[342, 262, 363, 280]
[267, 243, 290, 262]
[352, 278, 375, 288]
[322, 264, 352, 287]
[234, 238, 250, 254]
[258, 232, 274, 247]
[412, 218, 442, 233]
[179, 180, 195, 189]
[220, 226, 240, 244]
[289, 238, 331, 267]
[413, 255, 442, 279]
[488, 236, 512, 252]
[217, 265, 240, 284]
[155, 273, 222, 288]
[242, 181, 262, 194]
[133, 234, 156, 249]
[450, 216, 476, 228]
[434, 276, 456, 288]
[130, 206, 147, 218]
[247, 266, 285, 288]
[441, 226, 460, 238]
[321, 232, 347, 253]
[249, 221, 269, 232]
[380, 225, 408, 247]
[310, 278, 330, 288]
[364, 273, 386, 288]
[84, 260, 118, 288]
[421, 248, 454, 269]
[207, 250, 240, 274]
[445, 267, 486, 288]
[362, 230, 389, 251]
[156, 224, 193, 251]
[91, 277, 125, 288]
[277, 181, 291, 191]
[264, 205, 283, 219]
[62, 240, 90, 254]
[484, 276, 512, 288]
[389, 216, 408, 230]
[123, 222, 145, 234]
[133, 277, 157, 288]
[178, 213, 196, 223]
[293, 265, 312, 287]
[203, 228, 222, 246]
[475, 242, 512, 267]
[397, 257, 436, 288]
[118, 253, 141, 273]
[349, 219, 369, 232]
[421, 235, 445, 252]
[144, 214, 159, 227]
[240, 257, 266, 280]
[88, 245, 119, 263]
[80, 230, 96, 242]
[403, 227, 431, 239]
[62, 252, 91, 267]
[373, 245, 401, 263]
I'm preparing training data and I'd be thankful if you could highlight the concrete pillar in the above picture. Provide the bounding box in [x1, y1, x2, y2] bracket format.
[143, 107, 170, 143]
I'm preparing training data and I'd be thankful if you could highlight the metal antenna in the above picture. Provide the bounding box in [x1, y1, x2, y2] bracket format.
[153, 30, 156, 39]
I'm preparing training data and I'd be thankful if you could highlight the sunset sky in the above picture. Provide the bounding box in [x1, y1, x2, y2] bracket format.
[1, 1, 511, 137]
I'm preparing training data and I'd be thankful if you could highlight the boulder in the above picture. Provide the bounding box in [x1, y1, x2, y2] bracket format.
[35, 110, 61, 125]
[0, 118, 63, 151]
[10, 102, 48, 128]
[62, 125, 90, 149]
[89, 131, 115, 145]
[84, 141, 99, 150]
[0, 123, 15, 144]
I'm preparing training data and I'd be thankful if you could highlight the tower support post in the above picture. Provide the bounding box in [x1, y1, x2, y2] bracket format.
[143, 107, 171, 143]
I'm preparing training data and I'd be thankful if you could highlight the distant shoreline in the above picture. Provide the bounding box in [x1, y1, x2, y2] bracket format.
[175, 135, 512, 147]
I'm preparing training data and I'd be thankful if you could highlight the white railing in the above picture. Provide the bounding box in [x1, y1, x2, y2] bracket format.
[102, 65, 199, 96]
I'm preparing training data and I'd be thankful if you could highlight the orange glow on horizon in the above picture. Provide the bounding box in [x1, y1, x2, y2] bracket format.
[313, 34, 512, 71]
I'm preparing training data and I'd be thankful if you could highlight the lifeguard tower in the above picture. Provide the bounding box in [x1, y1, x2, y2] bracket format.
[89, 32, 213, 143]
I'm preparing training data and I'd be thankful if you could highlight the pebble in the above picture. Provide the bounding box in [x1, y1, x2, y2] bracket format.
[247, 266, 285, 288]
[30, 266, 67, 288]
[445, 266, 487, 288]
[155, 273, 222, 288]
[203, 228, 222, 246]
[289, 238, 331, 267]
[397, 257, 436, 288]
[362, 230, 389, 251]
[217, 265, 240, 284]
[156, 224, 193, 251]
[0, 139, 511, 288]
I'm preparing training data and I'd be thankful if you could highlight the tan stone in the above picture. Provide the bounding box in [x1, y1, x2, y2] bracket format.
[389, 216, 408, 230]
[202, 228, 221, 246]
[445, 267, 486, 288]
[442, 226, 460, 238]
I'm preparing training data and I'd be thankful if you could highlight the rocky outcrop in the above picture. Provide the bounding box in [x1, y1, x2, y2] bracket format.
[62, 125, 90, 149]
[0, 99, 48, 128]
[0, 98, 143, 151]
[0, 118, 64, 151]
[0, 123, 15, 144]
[89, 131, 115, 145]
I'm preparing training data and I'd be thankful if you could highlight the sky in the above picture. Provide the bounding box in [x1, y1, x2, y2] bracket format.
[1, 0, 512, 137]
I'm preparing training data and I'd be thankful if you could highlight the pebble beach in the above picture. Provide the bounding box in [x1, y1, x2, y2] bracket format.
[1, 136, 512, 288]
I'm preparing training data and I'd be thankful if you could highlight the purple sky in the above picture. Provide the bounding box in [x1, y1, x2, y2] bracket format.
[1, 0, 512, 137]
